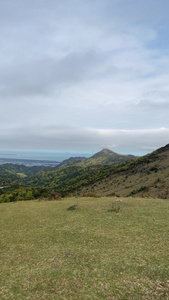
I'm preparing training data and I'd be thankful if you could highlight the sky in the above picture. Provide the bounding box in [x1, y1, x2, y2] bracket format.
[0, 0, 169, 156]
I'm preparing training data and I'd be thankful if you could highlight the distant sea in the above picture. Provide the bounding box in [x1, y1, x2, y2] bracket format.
[0, 150, 92, 166]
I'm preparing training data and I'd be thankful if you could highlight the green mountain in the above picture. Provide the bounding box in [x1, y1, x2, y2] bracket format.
[56, 148, 137, 169]
[1, 144, 169, 202]
[25, 149, 136, 194]
[85, 148, 136, 165]
[0, 163, 45, 177]
[76, 144, 169, 199]
[0, 148, 134, 200]
[57, 157, 87, 167]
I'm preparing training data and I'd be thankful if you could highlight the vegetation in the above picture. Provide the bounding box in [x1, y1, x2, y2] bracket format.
[0, 197, 169, 299]
[1, 146, 169, 298]
[0, 187, 51, 203]
[76, 144, 169, 199]
[0, 149, 136, 202]
[0, 163, 46, 177]
[0, 144, 169, 202]
[59, 149, 136, 168]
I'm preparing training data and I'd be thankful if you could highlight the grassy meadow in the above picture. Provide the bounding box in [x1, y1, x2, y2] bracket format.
[0, 197, 169, 299]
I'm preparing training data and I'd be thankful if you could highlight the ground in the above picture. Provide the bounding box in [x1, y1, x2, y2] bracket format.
[0, 196, 169, 299]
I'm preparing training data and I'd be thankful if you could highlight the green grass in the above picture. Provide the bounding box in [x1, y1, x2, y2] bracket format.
[0, 197, 169, 299]
[16, 173, 27, 178]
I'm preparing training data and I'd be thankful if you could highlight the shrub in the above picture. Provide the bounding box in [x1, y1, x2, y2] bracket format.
[67, 204, 77, 211]
[107, 203, 121, 213]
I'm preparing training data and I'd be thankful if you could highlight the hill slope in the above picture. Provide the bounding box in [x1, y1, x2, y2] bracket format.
[0, 163, 45, 177]
[25, 149, 136, 194]
[82, 148, 136, 166]
[91, 148, 135, 160]
[76, 144, 169, 199]
[57, 149, 137, 168]
[1, 145, 169, 201]
[1, 197, 169, 299]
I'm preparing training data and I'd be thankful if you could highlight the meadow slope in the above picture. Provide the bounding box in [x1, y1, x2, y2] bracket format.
[76, 144, 169, 199]
[0, 197, 169, 299]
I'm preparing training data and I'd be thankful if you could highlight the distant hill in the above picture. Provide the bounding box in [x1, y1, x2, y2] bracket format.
[0, 148, 135, 189]
[57, 149, 137, 168]
[24, 148, 137, 195]
[57, 157, 87, 167]
[86, 148, 136, 165]
[1, 145, 169, 202]
[0, 163, 45, 177]
[76, 144, 169, 199]
[0, 163, 47, 187]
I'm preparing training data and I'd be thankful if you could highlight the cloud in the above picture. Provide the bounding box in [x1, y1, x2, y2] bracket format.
[0, 125, 168, 155]
[0, 51, 102, 99]
[0, 0, 169, 155]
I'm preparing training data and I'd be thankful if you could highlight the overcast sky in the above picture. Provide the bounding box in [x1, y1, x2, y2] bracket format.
[0, 0, 169, 156]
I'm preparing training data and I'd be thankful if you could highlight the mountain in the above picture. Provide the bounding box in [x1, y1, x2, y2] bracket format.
[76, 144, 169, 199]
[1, 144, 169, 202]
[87, 148, 136, 165]
[0, 148, 135, 188]
[0, 163, 46, 177]
[56, 148, 137, 168]
[20, 148, 137, 196]
[57, 157, 87, 167]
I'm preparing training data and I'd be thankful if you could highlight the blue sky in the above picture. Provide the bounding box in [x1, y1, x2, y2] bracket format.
[0, 0, 169, 156]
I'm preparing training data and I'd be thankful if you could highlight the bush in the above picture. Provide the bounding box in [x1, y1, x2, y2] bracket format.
[67, 204, 77, 211]
[107, 203, 121, 213]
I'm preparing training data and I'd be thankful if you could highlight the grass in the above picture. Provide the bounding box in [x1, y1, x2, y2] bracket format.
[0, 197, 169, 299]
[16, 173, 27, 178]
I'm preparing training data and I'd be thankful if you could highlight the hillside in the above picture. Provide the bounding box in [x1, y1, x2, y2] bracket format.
[0, 149, 137, 202]
[0, 163, 48, 186]
[26, 149, 137, 193]
[76, 144, 169, 199]
[1, 197, 169, 299]
[57, 149, 137, 168]
[57, 156, 87, 167]
[1, 144, 169, 202]
[79, 148, 136, 166]
[89, 148, 136, 164]
[0, 163, 49, 177]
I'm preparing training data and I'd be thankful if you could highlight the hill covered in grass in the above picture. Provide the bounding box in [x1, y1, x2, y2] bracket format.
[26, 143, 169, 199]
[86, 148, 136, 165]
[0, 163, 46, 178]
[1, 144, 169, 202]
[57, 148, 136, 168]
[77, 144, 169, 199]
[1, 197, 169, 299]
[0, 148, 136, 202]
[25, 149, 137, 195]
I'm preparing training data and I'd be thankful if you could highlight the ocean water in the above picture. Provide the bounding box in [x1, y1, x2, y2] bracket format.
[0, 150, 92, 162]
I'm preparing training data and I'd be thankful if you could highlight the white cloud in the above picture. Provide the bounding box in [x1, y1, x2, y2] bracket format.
[0, 125, 168, 155]
[0, 0, 169, 154]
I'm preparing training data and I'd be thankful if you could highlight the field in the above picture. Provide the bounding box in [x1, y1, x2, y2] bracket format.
[0, 197, 169, 299]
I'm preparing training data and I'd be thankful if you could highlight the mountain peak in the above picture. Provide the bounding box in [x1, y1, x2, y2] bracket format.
[89, 148, 136, 164]
[102, 148, 114, 153]
[91, 148, 116, 158]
